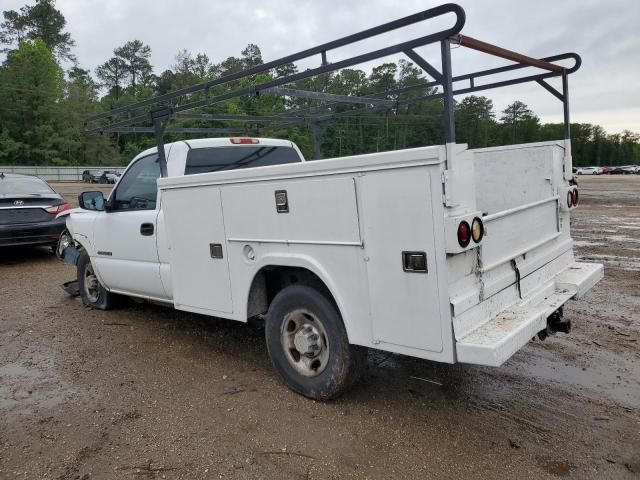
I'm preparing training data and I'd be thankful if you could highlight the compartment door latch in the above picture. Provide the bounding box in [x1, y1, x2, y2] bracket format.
[402, 251, 428, 273]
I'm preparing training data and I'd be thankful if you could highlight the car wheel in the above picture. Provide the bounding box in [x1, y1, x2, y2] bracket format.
[77, 250, 123, 310]
[265, 284, 367, 400]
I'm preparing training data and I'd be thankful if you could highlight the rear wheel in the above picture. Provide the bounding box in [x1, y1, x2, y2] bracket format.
[265, 284, 367, 400]
[77, 250, 122, 309]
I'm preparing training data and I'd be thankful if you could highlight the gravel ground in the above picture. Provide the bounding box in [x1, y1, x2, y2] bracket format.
[0, 177, 638, 479]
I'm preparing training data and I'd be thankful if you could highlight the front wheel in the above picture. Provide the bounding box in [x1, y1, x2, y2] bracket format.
[77, 251, 122, 309]
[265, 284, 367, 400]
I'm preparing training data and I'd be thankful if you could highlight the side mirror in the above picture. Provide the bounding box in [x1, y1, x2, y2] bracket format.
[78, 191, 106, 211]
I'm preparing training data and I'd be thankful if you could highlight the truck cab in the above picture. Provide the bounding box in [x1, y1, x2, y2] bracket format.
[61, 138, 304, 303]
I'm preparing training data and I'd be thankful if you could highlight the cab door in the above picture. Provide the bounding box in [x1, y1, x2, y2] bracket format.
[92, 153, 167, 299]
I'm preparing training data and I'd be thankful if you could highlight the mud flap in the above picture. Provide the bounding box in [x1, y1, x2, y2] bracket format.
[60, 244, 81, 266]
[61, 280, 80, 297]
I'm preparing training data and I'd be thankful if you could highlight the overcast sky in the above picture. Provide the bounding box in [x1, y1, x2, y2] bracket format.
[4, 0, 640, 133]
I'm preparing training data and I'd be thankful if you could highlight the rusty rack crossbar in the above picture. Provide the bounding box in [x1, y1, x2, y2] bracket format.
[85, 3, 581, 174]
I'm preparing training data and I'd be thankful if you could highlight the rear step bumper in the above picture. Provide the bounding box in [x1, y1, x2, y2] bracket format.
[456, 262, 603, 366]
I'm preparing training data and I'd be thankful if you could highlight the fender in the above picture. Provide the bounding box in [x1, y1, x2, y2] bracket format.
[58, 209, 112, 292]
[242, 253, 358, 342]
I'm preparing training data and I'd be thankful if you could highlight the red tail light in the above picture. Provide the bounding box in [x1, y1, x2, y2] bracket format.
[45, 203, 71, 214]
[571, 190, 578, 206]
[230, 137, 259, 144]
[457, 221, 471, 248]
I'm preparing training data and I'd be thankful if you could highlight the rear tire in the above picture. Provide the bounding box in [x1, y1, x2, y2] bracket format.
[77, 250, 122, 309]
[265, 284, 367, 400]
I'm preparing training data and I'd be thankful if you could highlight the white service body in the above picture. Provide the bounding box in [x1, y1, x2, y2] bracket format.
[65, 138, 603, 367]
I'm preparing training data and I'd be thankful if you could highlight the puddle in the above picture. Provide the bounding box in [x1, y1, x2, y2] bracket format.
[368, 339, 640, 409]
[594, 216, 640, 224]
[577, 254, 640, 271]
[0, 353, 76, 417]
[605, 234, 640, 243]
[573, 240, 605, 247]
[509, 344, 640, 409]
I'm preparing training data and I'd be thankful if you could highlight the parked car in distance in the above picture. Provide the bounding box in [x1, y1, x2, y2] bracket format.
[608, 166, 639, 174]
[0, 172, 70, 250]
[96, 170, 121, 184]
[82, 170, 93, 182]
[87, 170, 119, 184]
[619, 165, 640, 174]
[576, 166, 601, 175]
[600, 166, 614, 174]
[107, 171, 122, 183]
[87, 170, 99, 183]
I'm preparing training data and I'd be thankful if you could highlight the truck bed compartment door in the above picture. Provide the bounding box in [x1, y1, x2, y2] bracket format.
[360, 168, 442, 352]
[161, 187, 233, 314]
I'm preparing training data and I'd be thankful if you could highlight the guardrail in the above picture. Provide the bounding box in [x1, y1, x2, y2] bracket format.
[0, 166, 125, 182]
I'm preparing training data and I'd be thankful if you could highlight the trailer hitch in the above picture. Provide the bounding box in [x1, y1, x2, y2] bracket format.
[537, 307, 571, 340]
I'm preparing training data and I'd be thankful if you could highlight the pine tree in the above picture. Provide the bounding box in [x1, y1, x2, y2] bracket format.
[0, 0, 75, 62]
[0, 38, 64, 164]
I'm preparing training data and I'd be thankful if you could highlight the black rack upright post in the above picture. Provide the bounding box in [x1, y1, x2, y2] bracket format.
[440, 39, 455, 145]
[150, 106, 173, 177]
[562, 71, 572, 179]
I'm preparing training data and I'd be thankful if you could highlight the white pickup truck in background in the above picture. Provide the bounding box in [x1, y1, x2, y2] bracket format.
[58, 136, 603, 400]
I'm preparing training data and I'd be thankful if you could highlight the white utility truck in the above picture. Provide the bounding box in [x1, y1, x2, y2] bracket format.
[58, 137, 602, 399]
[59, 4, 603, 399]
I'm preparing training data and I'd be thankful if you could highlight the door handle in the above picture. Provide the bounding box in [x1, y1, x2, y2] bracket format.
[140, 223, 154, 236]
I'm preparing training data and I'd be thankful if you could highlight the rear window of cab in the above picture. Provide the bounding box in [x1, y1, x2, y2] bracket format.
[184, 146, 301, 175]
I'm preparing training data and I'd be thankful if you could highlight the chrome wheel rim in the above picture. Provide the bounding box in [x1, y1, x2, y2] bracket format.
[280, 309, 330, 377]
[84, 262, 100, 303]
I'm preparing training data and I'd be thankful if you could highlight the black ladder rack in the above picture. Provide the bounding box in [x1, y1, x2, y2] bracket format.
[85, 3, 581, 173]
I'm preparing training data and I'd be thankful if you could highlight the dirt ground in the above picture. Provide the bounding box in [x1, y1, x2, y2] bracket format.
[0, 177, 638, 479]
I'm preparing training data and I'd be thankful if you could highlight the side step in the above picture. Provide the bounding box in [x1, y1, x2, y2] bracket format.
[456, 262, 603, 367]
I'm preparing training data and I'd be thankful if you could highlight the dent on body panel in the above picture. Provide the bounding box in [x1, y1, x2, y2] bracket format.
[67, 213, 98, 255]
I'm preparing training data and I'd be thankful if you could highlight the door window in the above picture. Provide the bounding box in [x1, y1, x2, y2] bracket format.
[113, 154, 161, 210]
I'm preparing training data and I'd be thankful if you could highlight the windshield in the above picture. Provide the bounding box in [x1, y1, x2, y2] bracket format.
[0, 176, 54, 195]
[185, 146, 301, 175]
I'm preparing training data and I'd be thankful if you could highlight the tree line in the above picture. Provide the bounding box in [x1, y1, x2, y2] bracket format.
[1, 0, 638, 166]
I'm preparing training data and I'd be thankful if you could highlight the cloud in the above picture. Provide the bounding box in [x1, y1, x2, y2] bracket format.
[3, 0, 639, 133]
